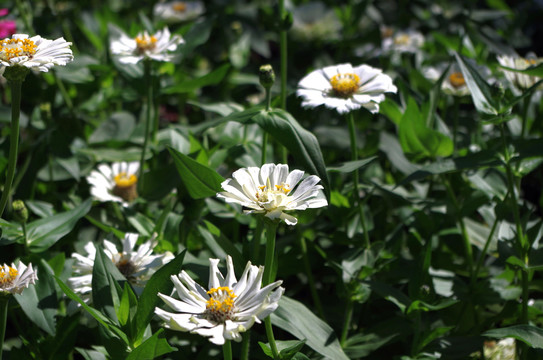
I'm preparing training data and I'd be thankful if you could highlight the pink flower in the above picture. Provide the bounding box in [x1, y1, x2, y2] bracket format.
[0, 9, 8, 17]
[0, 20, 16, 38]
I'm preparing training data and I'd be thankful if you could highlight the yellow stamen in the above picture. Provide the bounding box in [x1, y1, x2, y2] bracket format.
[205, 286, 237, 323]
[112, 172, 138, 202]
[448, 72, 466, 89]
[330, 73, 360, 98]
[0, 38, 37, 61]
[172, 2, 187, 12]
[394, 34, 411, 45]
[135, 34, 157, 53]
[0, 265, 18, 285]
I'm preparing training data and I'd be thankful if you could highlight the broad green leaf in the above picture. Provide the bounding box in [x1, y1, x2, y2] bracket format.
[252, 109, 330, 199]
[327, 158, 377, 173]
[117, 283, 138, 328]
[37, 156, 81, 181]
[163, 64, 230, 94]
[134, 250, 186, 344]
[168, 146, 224, 199]
[26, 199, 92, 253]
[179, 17, 214, 56]
[89, 112, 136, 145]
[380, 98, 403, 125]
[259, 340, 307, 360]
[76, 147, 143, 162]
[126, 329, 176, 359]
[191, 106, 264, 134]
[271, 296, 349, 360]
[484, 325, 543, 348]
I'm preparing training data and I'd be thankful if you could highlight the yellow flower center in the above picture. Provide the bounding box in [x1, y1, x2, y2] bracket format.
[205, 286, 237, 323]
[112, 172, 138, 202]
[330, 73, 360, 98]
[448, 72, 466, 88]
[394, 34, 411, 45]
[0, 38, 37, 61]
[0, 265, 18, 286]
[135, 34, 157, 53]
[172, 2, 187, 12]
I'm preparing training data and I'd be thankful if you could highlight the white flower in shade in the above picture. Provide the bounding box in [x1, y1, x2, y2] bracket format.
[87, 161, 139, 206]
[68, 233, 173, 299]
[290, 2, 341, 42]
[155, 255, 284, 345]
[484, 338, 515, 360]
[297, 63, 397, 114]
[381, 28, 424, 54]
[217, 163, 327, 225]
[154, 1, 205, 23]
[110, 27, 183, 64]
[0, 262, 37, 295]
[497, 55, 542, 90]
[424, 65, 470, 97]
[0, 34, 73, 72]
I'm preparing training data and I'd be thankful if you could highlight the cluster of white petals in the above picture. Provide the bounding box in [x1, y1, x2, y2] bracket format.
[297, 63, 397, 114]
[497, 55, 542, 90]
[217, 163, 327, 225]
[424, 65, 470, 97]
[154, 1, 205, 23]
[155, 255, 284, 345]
[0, 262, 37, 295]
[87, 161, 140, 206]
[381, 28, 424, 54]
[110, 27, 183, 64]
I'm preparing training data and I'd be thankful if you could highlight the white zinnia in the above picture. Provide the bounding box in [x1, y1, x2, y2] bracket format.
[68, 233, 173, 299]
[424, 65, 470, 97]
[497, 55, 542, 90]
[217, 163, 328, 226]
[154, 1, 205, 23]
[110, 27, 183, 64]
[0, 262, 37, 295]
[0, 34, 73, 72]
[381, 28, 424, 54]
[297, 63, 397, 114]
[87, 161, 139, 206]
[155, 255, 284, 345]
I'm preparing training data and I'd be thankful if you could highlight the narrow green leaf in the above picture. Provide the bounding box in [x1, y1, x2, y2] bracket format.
[163, 64, 230, 94]
[499, 63, 543, 78]
[484, 325, 543, 348]
[126, 329, 176, 359]
[327, 158, 377, 173]
[168, 147, 224, 199]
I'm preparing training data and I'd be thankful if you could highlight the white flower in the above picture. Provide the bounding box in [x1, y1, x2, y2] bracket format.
[87, 161, 139, 206]
[0, 34, 73, 72]
[381, 28, 424, 54]
[290, 2, 341, 42]
[217, 163, 328, 226]
[497, 54, 542, 90]
[110, 27, 183, 64]
[154, 1, 205, 23]
[424, 65, 470, 97]
[297, 63, 397, 114]
[484, 338, 515, 360]
[68, 233, 173, 300]
[0, 262, 37, 295]
[155, 255, 284, 345]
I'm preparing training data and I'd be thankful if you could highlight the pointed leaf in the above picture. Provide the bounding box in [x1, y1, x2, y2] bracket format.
[126, 329, 176, 359]
[484, 325, 543, 348]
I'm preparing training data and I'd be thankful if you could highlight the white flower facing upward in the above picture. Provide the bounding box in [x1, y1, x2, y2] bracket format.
[381, 28, 424, 54]
[87, 161, 140, 206]
[68, 233, 173, 299]
[110, 27, 183, 64]
[155, 255, 284, 345]
[217, 163, 328, 225]
[497, 55, 542, 90]
[154, 1, 205, 23]
[0, 262, 37, 295]
[297, 63, 397, 114]
[0, 34, 73, 72]
[424, 65, 470, 97]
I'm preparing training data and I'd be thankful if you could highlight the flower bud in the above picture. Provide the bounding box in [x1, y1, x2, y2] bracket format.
[12, 200, 28, 224]
[259, 64, 275, 89]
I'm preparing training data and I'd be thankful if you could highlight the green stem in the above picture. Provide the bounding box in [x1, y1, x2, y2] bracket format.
[262, 220, 280, 359]
[0, 296, 9, 360]
[265, 317, 280, 360]
[347, 113, 370, 248]
[299, 236, 325, 319]
[340, 298, 353, 347]
[139, 60, 153, 190]
[54, 72, 73, 112]
[452, 97, 459, 155]
[240, 332, 250, 360]
[261, 132, 268, 165]
[0, 81, 22, 218]
[520, 94, 532, 140]
[473, 215, 499, 280]
[251, 219, 264, 264]
[278, 0, 287, 110]
[222, 340, 232, 360]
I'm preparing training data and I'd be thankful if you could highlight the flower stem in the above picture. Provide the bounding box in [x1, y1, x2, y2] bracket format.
[299, 235, 325, 319]
[520, 93, 532, 140]
[340, 298, 353, 347]
[278, 0, 287, 110]
[222, 340, 232, 360]
[262, 220, 280, 359]
[139, 60, 153, 191]
[251, 219, 264, 263]
[347, 112, 370, 248]
[265, 317, 280, 360]
[0, 81, 23, 218]
[240, 332, 250, 360]
[0, 296, 9, 360]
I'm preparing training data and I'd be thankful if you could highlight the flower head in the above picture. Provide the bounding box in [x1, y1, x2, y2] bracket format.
[497, 55, 542, 90]
[297, 63, 397, 114]
[0, 262, 37, 295]
[424, 65, 470, 97]
[0, 34, 73, 72]
[381, 28, 424, 54]
[68, 233, 173, 299]
[155, 255, 284, 345]
[290, 2, 341, 42]
[217, 163, 327, 225]
[154, 1, 205, 23]
[87, 161, 139, 206]
[110, 27, 183, 64]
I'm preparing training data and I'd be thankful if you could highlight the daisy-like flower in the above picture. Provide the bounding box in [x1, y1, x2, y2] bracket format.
[68, 233, 173, 299]
[497, 54, 542, 90]
[87, 161, 139, 206]
[155, 255, 284, 345]
[424, 65, 470, 97]
[297, 63, 397, 114]
[154, 1, 205, 23]
[483, 338, 515, 360]
[290, 2, 341, 42]
[110, 27, 183, 64]
[381, 28, 424, 54]
[0, 262, 37, 295]
[216, 163, 327, 225]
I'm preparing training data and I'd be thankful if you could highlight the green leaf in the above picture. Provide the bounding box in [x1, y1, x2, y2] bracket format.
[484, 325, 543, 348]
[380, 98, 403, 125]
[26, 199, 92, 253]
[89, 112, 136, 145]
[163, 64, 230, 94]
[327, 158, 377, 173]
[280, 340, 307, 360]
[252, 109, 330, 199]
[179, 17, 214, 56]
[127, 329, 176, 359]
[76, 147, 143, 162]
[271, 296, 349, 360]
[117, 282, 138, 328]
[168, 146, 225, 199]
[499, 63, 543, 78]
[191, 106, 264, 134]
[134, 250, 186, 344]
